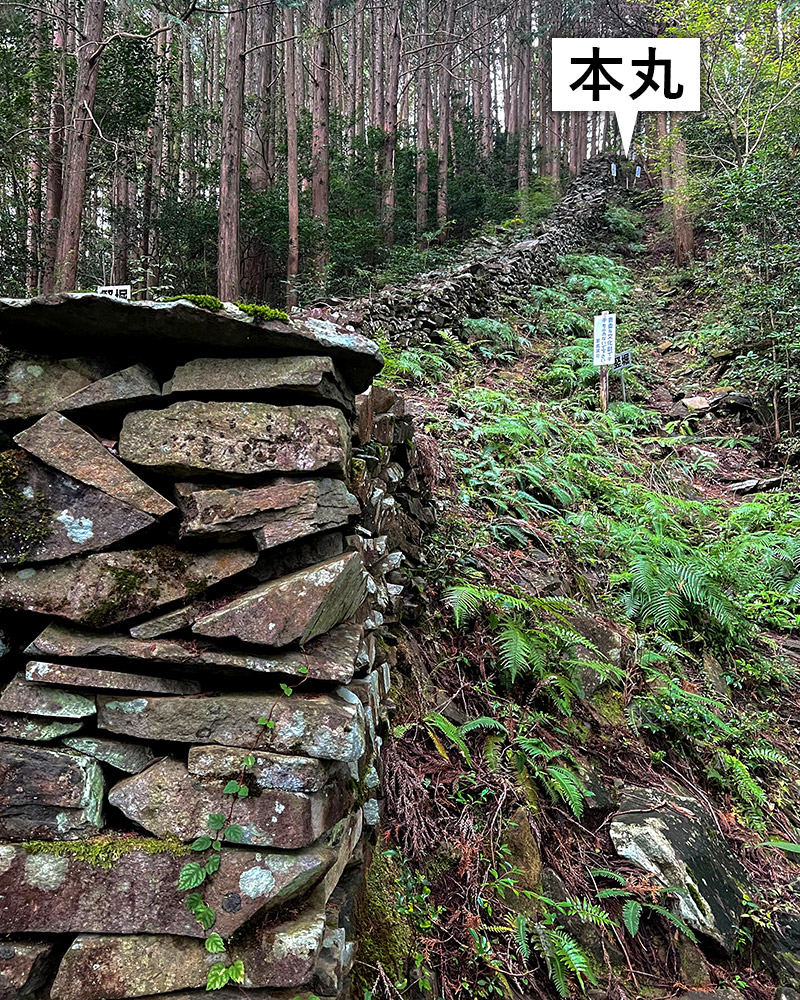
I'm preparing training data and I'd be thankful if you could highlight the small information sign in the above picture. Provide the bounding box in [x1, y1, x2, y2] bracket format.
[614, 349, 633, 370]
[593, 311, 616, 366]
[97, 285, 132, 299]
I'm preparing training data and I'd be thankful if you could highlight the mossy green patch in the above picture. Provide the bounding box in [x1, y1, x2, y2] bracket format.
[235, 302, 290, 322]
[165, 294, 224, 311]
[591, 688, 626, 727]
[353, 848, 413, 994]
[23, 834, 190, 869]
[0, 452, 54, 561]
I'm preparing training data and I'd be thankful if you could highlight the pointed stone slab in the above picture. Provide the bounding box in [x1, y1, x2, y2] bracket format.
[109, 758, 353, 849]
[0, 294, 383, 392]
[0, 674, 95, 718]
[0, 353, 94, 421]
[0, 545, 257, 627]
[29, 621, 365, 683]
[119, 401, 350, 478]
[57, 364, 161, 414]
[0, 712, 82, 741]
[164, 356, 354, 412]
[0, 838, 334, 937]
[193, 552, 366, 647]
[0, 450, 155, 564]
[0, 742, 104, 839]
[26, 660, 200, 695]
[176, 477, 359, 549]
[0, 939, 57, 998]
[188, 745, 341, 793]
[128, 604, 199, 639]
[61, 736, 155, 774]
[14, 413, 174, 516]
[97, 691, 365, 762]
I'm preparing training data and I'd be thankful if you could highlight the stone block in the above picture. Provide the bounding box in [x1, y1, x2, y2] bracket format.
[0, 354, 94, 421]
[0, 712, 82, 742]
[25, 661, 200, 695]
[61, 737, 155, 773]
[57, 364, 161, 413]
[0, 939, 57, 999]
[0, 674, 95, 718]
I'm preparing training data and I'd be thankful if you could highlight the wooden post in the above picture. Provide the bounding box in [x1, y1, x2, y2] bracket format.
[600, 365, 610, 413]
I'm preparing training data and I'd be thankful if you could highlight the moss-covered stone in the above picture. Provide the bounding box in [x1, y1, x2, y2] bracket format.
[354, 847, 413, 994]
[22, 833, 190, 869]
[164, 294, 224, 310]
[0, 451, 53, 560]
[235, 301, 290, 322]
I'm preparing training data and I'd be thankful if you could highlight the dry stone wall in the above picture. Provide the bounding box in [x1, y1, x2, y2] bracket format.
[0, 298, 425, 1000]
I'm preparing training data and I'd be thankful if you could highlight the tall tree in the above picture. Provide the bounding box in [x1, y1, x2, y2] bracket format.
[217, 0, 247, 301]
[310, 0, 332, 277]
[285, 4, 300, 308]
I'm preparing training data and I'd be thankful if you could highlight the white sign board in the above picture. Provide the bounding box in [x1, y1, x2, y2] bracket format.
[593, 312, 616, 366]
[614, 349, 633, 370]
[97, 284, 132, 299]
[552, 37, 700, 156]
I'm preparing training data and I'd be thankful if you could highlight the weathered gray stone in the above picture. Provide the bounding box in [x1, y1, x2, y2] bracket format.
[108, 757, 353, 848]
[0, 939, 57, 999]
[97, 691, 365, 761]
[14, 413, 174, 516]
[757, 910, 800, 989]
[128, 604, 200, 639]
[61, 736, 155, 773]
[0, 545, 256, 626]
[28, 621, 366, 683]
[0, 674, 95, 718]
[0, 742, 104, 839]
[188, 745, 341, 793]
[57, 364, 161, 413]
[0, 295, 382, 393]
[165, 356, 353, 411]
[0, 450, 155, 564]
[175, 478, 359, 550]
[118, 401, 350, 477]
[192, 552, 366, 646]
[610, 786, 749, 954]
[0, 712, 82, 741]
[0, 838, 334, 936]
[0, 353, 94, 421]
[25, 660, 200, 695]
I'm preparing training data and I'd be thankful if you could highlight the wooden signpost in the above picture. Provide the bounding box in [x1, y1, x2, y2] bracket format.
[593, 310, 616, 412]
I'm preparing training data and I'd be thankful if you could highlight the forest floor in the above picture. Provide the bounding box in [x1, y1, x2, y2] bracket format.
[362, 208, 800, 1000]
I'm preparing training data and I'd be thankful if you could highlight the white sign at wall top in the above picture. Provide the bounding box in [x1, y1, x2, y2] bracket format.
[551, 37, 701, 156]
[593, 311, 616, 366]
[97, 284, 132, 299]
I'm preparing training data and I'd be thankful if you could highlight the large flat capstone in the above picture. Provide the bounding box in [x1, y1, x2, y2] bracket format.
[0, 545, 257, 626]
[610, 786, 749, 954]
[108, 758, 353, 849]
[192, 551, 367, 646]
[0, 450, 155, 564]
[0, 743, 104, 839]
[164, 356, 353, 412]
[0, 295, 382, 393]
[118, 401, 350, 477]
[176, 477, 359, 549]
[97, 691, 365, 762]
[14, 413, 174, 516]
[27, 621, 367, 683]
[0, 839, 333, 936]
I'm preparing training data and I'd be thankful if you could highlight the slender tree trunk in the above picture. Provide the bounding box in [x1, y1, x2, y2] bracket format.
[416, 0, 430, 241]
[41, 11, 66, 295]
[516, 0, 531, 191]
[111, 153, 129, 284]
[670, 112, 694, 266]
[481, 16, 492, 160]
[217, 0, 247, 301]
[26, 9, 44, 294]
[380, 2, 401, 245]
[53, 0, 104, 291]
[436, 0, 457, 238]
[285, 5, 300, 308]
[310, 0, 331, 279]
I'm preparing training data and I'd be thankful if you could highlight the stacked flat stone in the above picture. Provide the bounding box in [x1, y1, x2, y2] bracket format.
[0, 301, 400, 1000]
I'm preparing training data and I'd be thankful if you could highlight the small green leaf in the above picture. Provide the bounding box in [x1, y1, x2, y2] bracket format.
[205, 932, 226, 954]
[206, 962, 229, 989]
[257, 716, 269, 726]
[242, 755, 255, 767]
[265, 719, 275, 730]
[207, 813, 225, 830]
[298, 665, 308, 675]
[622, 899, 642, 937]
[195, 904, 216, 931]
[223, 780, 240, 795]
[185, 892, 204, 913]
[279, 683, 293, 697]
[757, 839, 800, 854]
[191, 836, 212, 852]
[212, 839, 222, 851]
[225, 824, 244, 843]
[237, 785, 249, 798]
[205, 853, 221, 874]
[228, 960, 245, 984]
[178, 862, 207, 890]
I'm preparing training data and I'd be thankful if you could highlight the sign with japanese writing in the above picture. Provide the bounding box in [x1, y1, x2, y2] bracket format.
[614, 349, 633, 370]
[552, 38, 700, 156]
[97, 285, 132, 299]
[593, 311, 616, 366]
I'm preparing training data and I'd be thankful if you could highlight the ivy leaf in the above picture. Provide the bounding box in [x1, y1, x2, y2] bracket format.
[223, 780, 240, 795]
[224, 824, 244, 843]
[279, 683, 293, 697]
[212, 839, 222, 852]
[237, 785, 249, 798]
[205, 932, 226, 954]
[206, 962, 230, 990]
[257, 716, 269, 726]
[185, 892, 204, 913]
[205, 853, 221, 875]
[191, 836, 212, 852]
[265, 719, 275, 730]
[207, 813, 225, 830]
[177, 862, 207, 891]
[298, 665, 309, 675]
[195, 904, 216, 931]
[242, 755, 255, 768]
[228, 960, 245, 984]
